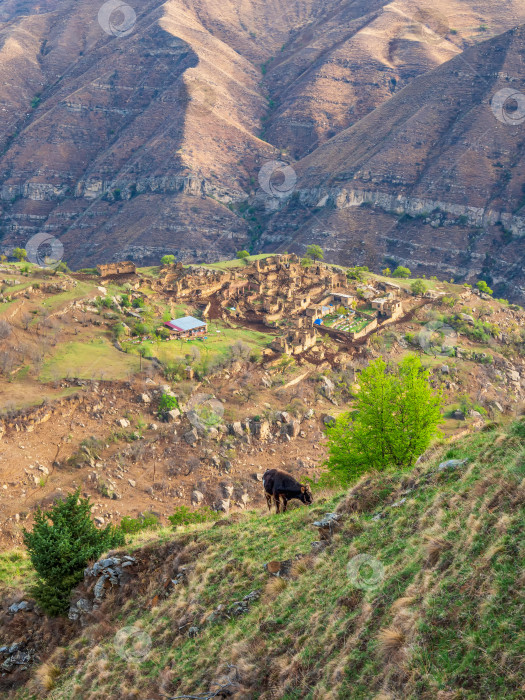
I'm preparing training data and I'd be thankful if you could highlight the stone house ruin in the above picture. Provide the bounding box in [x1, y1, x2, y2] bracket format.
[372, 293, 404, 320]
[97, 261, 136, 278]
[270, 328, 318, 355]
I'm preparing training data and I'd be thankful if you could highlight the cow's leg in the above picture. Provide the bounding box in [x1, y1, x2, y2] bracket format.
[265, 492, 272, 512]
[281, 496, 288, 513]
[274, 493, 281, 514]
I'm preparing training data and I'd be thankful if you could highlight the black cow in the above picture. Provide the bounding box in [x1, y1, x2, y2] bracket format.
[263, 469, 313, 513]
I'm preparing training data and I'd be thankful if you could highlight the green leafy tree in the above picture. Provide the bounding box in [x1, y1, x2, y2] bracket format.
[23, 490, 124, 616]
[12, 247, 27, 262]
[306, 244, 324, 262]
[236, 250, 250, 260]
[411, 279, 427, 296]
[326, 356, 442, 484]
[382, 267, 391, 276]
[393, 265, 411, 279]
[161, 254, 175, 265]
[347, 266, 369, 282]
[476, 280, 493, 296]
[301, 256, 313, 268]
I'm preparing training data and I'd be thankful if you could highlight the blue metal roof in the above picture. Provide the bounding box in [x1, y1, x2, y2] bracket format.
[167, 316, 206, 331]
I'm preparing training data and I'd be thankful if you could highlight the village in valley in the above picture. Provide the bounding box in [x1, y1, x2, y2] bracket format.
[97, 252, 435, 362]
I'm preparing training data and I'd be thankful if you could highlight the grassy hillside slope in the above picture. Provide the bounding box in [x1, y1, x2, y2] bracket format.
[10, 418, 523, 700]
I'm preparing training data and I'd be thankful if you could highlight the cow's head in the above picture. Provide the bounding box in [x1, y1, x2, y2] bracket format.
[300, 484, 314, 505]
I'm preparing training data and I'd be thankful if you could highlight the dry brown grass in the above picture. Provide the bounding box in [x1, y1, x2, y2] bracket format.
[390, 596, 416, 612]
[423, 535, 452, 567]
[290, 555, 314, 577]
[33, 662, 61, 692]
[377, 627, 406, 662]
[264, 576, 288, 599]
[83, 619, 116, 644]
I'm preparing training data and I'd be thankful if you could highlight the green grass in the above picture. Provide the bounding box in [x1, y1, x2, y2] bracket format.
[127, 322, 272, 367]
[0, 549, 36, 595]
[368, 272, 443, 290]
[39, 337, 142, 381]
[40, 281, 98, 310]
[19, 419, 524, 699]
[202, 253, 271, 270]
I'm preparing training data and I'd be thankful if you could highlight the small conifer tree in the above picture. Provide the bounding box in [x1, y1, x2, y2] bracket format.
[23, 490, 124, 616]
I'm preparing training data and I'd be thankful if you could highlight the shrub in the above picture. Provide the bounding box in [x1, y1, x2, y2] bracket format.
[476, 280, 493, 296]
[161, 254, 175, 265]
[411, 279, 427, 296]
[168, 506, 220, 527]
[12, 247, 27, 262]
[158, 392, 179, 418]
[155, 326, 171, 340]
[132, 321, 148, 336]
[118, 513, 160, 534]
[112, 322, 127, 341]
[23, 490, 124, 616]
[0, 320, 12, 339]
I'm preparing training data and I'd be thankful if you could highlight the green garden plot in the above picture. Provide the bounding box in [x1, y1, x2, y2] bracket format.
[327, 314, 371, 334]
[346, 316, 373, 333]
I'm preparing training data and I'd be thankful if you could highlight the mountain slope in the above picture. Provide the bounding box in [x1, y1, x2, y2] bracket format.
[3, 418, 524, 698]
[0, 0, 523, 268]
[260, 24, 525, 300]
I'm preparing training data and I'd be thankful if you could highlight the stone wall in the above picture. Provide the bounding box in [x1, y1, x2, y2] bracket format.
[96, 262, 136, 277]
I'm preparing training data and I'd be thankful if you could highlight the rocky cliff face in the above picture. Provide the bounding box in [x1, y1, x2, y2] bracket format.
[0, 0, 523, 288]
[259, 24, 525, 300]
